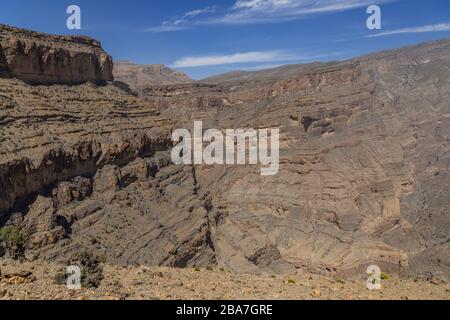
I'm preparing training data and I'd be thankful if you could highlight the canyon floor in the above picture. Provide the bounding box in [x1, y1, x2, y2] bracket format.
[0, 259, 449, 300]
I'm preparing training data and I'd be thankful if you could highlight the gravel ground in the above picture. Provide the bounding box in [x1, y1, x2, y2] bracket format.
[0, 260, 449, 300]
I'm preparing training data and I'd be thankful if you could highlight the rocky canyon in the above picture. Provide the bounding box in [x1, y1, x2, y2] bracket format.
[0, 24, 449, 298]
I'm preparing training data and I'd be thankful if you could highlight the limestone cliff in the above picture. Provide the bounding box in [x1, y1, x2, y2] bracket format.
[0, 24, 113, 85]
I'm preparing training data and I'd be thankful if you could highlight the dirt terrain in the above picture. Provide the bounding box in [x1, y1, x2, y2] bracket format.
[0, 259, 449, 300]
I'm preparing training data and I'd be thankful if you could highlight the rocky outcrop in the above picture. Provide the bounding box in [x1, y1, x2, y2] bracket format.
[0, 24, 113, 85]
[114, 61, 193, 90]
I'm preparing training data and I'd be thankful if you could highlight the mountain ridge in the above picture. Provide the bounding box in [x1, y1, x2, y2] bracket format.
[200, 38, 450, 84]
[113, 61, 193, 89]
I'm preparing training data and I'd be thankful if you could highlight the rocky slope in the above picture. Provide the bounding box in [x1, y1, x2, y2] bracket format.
[0, 24, 113, 85]
[0, 25, 448, 286]
[114, 61, 192, 90]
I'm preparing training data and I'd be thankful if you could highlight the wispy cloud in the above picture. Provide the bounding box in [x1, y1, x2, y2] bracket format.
[182, 6, 216, 19]
[366, 22, 450, 38]
[147, 0, 395, 32]
[171, 50, 345, 68]
[212, 0, 393, 25]
[241, 63, 285, 71]
[172, 50, 299, 68]
[145, 6, 216, 33]
[146, 24, 187, 33]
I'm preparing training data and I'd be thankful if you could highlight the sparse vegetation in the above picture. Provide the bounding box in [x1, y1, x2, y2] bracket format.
[0, 226, 29, 260]
[381, 272, 391, 280]
[287, 279, 296, 284]
[206, 266, 213, 271]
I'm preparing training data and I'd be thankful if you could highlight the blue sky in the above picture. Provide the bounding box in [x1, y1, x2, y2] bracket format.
[1, 0, 450, 79]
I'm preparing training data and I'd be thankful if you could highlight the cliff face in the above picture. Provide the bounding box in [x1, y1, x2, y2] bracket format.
[0, 24, 113, 84]
[141, 40, 450, 280]
[0, 24, 449, 282]
[0, 26, 212, 270]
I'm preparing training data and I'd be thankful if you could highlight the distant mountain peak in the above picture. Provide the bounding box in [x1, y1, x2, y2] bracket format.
[113, 61, 193, 89]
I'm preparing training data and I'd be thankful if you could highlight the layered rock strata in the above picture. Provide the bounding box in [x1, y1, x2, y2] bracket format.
[0, 25, 448, 281]
[0, 24, 113, 85]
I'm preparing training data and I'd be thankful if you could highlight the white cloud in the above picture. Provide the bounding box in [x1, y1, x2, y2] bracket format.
[366, 23, 450, 38]
[146, 6, 216, 33]
[210, 0, 395, 25]
[172, 50, 303, 68]
[147, 0, 396, 32]
[146, 24, 187, 33]
[183, 6, 216, 18]
[172, 50, 345, 68]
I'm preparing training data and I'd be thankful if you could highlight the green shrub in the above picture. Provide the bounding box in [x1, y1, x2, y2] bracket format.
[380, 272, 391, 280]
[0, 226, 29, 260]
